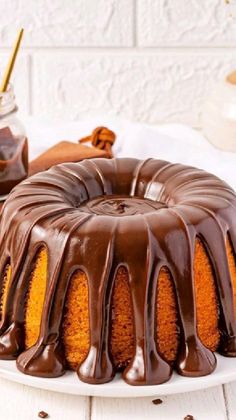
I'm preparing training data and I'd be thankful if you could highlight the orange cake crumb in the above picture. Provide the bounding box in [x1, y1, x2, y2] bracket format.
[227, 236, 236, 316]
[62, 270, 90, 369]
[156, 267, 179, 362]
[194, 239, 220, 350]
[22, 237, 236, 371]
[25, 248, 48, 348]
[0, 264, 12, 317]
[110, 266, 135, 369]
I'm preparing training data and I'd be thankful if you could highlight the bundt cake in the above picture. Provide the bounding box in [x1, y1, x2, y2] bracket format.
[0, 157, 235, 386]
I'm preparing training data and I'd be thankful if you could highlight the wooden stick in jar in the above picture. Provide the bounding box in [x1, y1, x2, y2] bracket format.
[0, 28, 24, 93]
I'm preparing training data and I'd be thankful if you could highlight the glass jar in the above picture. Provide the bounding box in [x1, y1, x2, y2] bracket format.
[201, 74, 236, 152]
[226, 0, 236, 19]
[0, 84, 28, 198]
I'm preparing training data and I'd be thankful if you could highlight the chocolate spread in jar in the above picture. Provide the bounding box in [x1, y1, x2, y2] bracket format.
[0, 126, 28, 195]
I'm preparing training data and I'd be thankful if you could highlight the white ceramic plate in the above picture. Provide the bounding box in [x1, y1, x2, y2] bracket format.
[0, 355, 235, 398]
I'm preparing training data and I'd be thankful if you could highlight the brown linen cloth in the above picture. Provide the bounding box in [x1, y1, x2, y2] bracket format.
[29, 141, 109, 176]
[0, 142, 108, 211]
[0, 126, 116, 210]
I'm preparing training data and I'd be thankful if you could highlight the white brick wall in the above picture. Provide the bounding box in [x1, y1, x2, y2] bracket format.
[138, 0, 236, 46]
[0, 0, 235, 126]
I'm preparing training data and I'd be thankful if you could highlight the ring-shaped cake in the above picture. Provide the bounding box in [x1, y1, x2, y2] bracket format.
[0, 158, 235, 385]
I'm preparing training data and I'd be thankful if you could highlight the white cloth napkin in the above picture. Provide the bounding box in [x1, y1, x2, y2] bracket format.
[22, 115, 236, 190]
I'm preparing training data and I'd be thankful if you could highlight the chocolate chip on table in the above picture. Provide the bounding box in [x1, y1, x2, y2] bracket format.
[152, 398, 163, 405]
[184, 415, 194, 420]
[38, 411, 49, 419]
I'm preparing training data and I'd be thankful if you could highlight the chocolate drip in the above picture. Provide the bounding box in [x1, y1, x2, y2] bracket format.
[0, 157, 235, 385]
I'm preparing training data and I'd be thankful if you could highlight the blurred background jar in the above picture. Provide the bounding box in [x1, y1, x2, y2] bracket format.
[0, 83, 28, 198]
[225, 0, 236, 19]
[201, 71, 236, 153]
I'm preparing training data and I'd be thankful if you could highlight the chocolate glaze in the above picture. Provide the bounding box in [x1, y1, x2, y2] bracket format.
[0, 157, 235, 386]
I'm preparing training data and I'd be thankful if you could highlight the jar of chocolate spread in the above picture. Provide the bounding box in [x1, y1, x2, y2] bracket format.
[0, 84, 28, 198]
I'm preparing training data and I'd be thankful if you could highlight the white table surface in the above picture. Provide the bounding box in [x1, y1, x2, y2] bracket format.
[0, 376, 235, 420]
[0, 116, 235, 420]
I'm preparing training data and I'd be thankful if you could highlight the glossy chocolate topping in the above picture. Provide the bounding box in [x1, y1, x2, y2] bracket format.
[0, 157, 235, 386]
[79, 195, 167, 216]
